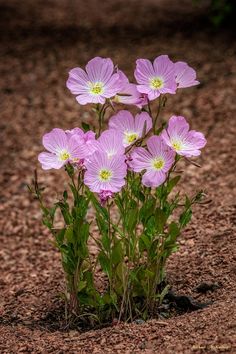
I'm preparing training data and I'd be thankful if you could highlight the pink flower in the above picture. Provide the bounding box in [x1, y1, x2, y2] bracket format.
[129, 136, 175, 187]
[99, 190, 114, 206]
[134, 55, 177, 101]
[84, 151, 127, 193]
[66, 128, 99, 156]
[175, 62, 199, 88]
[113, 71, 148, 108]
[108, 110, 152, 147]
[66, 57, 124, 105]
[161, 116, 207, 157]
[98, 129, 125, 159]
[38, 128, 84, 170]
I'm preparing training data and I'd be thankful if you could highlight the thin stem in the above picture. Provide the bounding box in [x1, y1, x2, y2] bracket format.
[153, 96, 162, 134]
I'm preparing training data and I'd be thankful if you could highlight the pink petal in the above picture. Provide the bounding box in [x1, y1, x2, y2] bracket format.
[142, 170, 166, 187]
[153, 55, 175, 78]
[38, 152, 64, 170]
[134, 112, 152, 136]
[98, 129, 124, 158]
[135, 59, 155, 84]
[129, 147, 152, 172]
[66, 67, 89, 94]
[42, 128, 68, 154]
[76, 93, 105, 105]
[175, 61, 200, 88]
[86, 57, 114, 84]
[109, 110, 135, 132]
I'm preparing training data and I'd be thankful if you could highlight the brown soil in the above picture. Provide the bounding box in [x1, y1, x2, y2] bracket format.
[0, 0, 236, 353]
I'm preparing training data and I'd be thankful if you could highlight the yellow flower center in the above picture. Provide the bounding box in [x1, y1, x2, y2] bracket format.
[124, 132, 138, 144]
[59, 150, 70, 161]
[172, 140, 183, 151]
[89, 82, 104, 95]
[152, 157, 165, 170]
[150, 77, 164, 89]
[99, 169, 112, 181]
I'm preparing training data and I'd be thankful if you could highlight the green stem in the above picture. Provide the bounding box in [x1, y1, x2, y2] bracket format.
[153, 96, 163, 134]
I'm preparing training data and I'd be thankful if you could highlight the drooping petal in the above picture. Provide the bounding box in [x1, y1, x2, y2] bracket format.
[42, 128, 68, 154]
[38, 152, 64, 170]
[175, 61, 200, 88]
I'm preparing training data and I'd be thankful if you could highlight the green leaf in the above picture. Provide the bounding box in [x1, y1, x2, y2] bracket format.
[55, 228, 66, 245]
[82, 122, 90, 132]
[155, 208, 167, 233]
[78, 280, 87, 292]
[139, 234, 151, 251]
[179, 209, 192, 228]
[111, 240, 123, 265]
[167, 176, 181, 194]
[139, 197, 156, 224]
[65, 226, 74, 244]
[98, 252, 111, 277]
[126, 205, 138, 232]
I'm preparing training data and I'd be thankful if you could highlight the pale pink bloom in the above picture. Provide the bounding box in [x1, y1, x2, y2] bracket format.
[161, 116, 206, 157]
[84, 151, 127, 193]
[66, 57, 125, 105]
[66, 128, 99, 156]
[108, 110, 152, 147]
[129, 136, 175, 187]
[175, 62, 199, 88]
[134, 55, 177, 100]
[98, 129, 125, 159]
[38, 128, 84, 170]
[113, 71, 148, 108]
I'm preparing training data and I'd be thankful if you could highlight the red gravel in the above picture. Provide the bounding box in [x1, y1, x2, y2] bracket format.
[0, 0, 236, 353]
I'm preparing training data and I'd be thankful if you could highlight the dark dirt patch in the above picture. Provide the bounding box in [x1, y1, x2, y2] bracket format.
[0, 0, 236, 353]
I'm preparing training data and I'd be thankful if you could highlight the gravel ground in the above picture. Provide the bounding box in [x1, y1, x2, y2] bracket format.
[0, 0, 236, 353]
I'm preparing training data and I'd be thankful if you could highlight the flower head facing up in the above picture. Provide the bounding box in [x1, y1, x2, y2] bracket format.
[134, 55, 177, 101]
[66, 57, 124, 105]
[130, 136, 175, 187]
[161, 116, 207, 157]
[175, 62, 200, 89]
[98, 129, 125, 159]
[108, 110, 152, 147]
[84, 151, 127, 193]
[38, 128, 84, 170]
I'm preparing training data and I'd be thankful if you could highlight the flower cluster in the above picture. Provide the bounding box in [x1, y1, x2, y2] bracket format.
[39, 55, 205, 202]
[66, 56, 199, 107]
[39, 117, 206, 199]
[36, 55, 207, 321]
